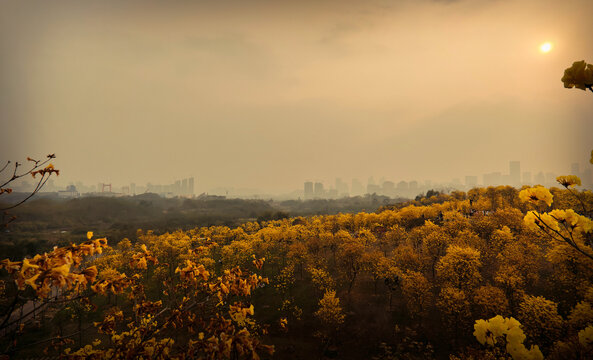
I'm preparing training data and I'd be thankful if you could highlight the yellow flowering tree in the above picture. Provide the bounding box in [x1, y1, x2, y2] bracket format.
[519, 181, 593, 262]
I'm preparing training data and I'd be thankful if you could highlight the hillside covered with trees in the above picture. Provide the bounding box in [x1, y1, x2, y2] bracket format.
[1, 179, 593, 359]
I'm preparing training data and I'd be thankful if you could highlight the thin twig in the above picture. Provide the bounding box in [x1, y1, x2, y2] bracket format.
[1, 173, 50, 211]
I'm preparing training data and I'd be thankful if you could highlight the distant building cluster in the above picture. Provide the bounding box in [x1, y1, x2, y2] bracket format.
[7, 158, 593, 202]
[146, 177, 195, 198]
[475, 161, 592, 189]
[303, 160, 593, 200]
[304, 177, 423, 199]
[8, 177, 197, 199]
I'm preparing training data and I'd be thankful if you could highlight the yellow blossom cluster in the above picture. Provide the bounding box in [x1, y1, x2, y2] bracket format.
[130, 244, 158, 270]
[562, 60, 593, 90]
[175, 260, 210, 286]
[207, 267, 269, 304]
[473, 315, 543, 360]
[229, 303, 255, 326]
[556, 175, 582, 188]
[524, 209, 593, 234]
[0, 234, 107, 298]
[518, 186, 553, 207]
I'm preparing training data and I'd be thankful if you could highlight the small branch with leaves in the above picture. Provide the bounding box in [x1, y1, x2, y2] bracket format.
[0, 154, 59, 226]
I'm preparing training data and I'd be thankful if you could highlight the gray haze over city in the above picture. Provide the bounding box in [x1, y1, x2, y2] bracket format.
[2, 0, 593, 198]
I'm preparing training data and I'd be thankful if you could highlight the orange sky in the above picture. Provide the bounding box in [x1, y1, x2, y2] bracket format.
[1, 0, 592, 193]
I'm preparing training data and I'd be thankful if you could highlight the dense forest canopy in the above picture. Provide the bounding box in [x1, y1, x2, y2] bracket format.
[1, 182, 592, 359]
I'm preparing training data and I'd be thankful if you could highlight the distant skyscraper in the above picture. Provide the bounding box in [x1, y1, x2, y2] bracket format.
[314, 182, 324, 197]
[396, 181, 409, 190]
[382, 181, 395, 196]
[335, 178, 349, 196]
[130, 183, 136, 195]
[304, 182, 313, 198]
[534, 172, 545, 185]
[182, 178, 188, 195]
[509, 161, 520, 185]
[189, 177, 195, 196]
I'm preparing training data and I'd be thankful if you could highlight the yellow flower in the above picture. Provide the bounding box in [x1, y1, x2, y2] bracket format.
[556, 175, 581, 188]
[52, 263, 71, 277]
[539, 212, 560, 232]
[523, 211, 541, 231]
[20, 258, 40, 275]
[87, 231, 93, 240]
[519, 186, 553, 207]
[24, 273, 40, 290]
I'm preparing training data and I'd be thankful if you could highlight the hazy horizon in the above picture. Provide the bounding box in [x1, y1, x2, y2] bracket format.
[2, 0, 592, 194]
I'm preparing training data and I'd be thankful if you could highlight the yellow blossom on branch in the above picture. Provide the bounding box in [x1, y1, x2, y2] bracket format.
[556, 175, 581, 188]
[519, 186, 553, 207]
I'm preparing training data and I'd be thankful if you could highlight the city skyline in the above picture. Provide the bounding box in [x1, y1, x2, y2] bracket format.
[2, 1, 593, 194]
[6, 159, 592, 200]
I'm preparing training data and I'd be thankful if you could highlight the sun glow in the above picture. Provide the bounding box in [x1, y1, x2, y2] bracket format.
[540, 42, 552, 53]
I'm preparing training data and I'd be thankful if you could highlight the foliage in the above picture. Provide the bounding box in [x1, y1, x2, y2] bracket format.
[562, 60, 593, 92]
[1, 181, 593, 358]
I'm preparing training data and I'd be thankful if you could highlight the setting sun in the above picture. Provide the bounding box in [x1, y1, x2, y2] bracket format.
[540, 42, 552, 53]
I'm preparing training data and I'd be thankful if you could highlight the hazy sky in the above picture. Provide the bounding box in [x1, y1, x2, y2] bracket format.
[2, 0, 592, 193]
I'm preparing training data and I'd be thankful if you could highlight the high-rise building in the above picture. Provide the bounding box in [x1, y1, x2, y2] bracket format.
[304, 182, 313, 198]
[182, 178, 188, 195]
[314, 182, 324, 197]
[509, 161, 520, 185]
[335, 178, 349, 196]
[382, 181, 395, 196]
[534, 172, 545, 185]
[189, 177, 195, 196]
[397, 181, 409, 190]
